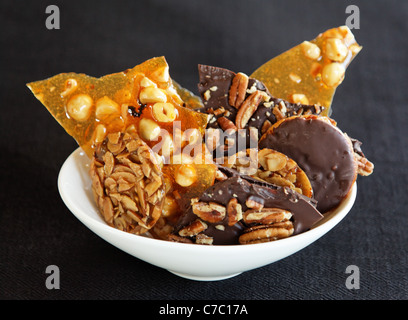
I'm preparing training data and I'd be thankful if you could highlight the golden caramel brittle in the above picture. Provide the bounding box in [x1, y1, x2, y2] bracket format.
[250, 26, 362, 116]
[27, 57, 217, 234]
[27, 57, 209, 157]
[172, 80, 204, 110]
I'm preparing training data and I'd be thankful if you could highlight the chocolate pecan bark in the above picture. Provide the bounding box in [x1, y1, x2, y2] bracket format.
[197, 64, 323, 157]
[170, 167, 322, 245]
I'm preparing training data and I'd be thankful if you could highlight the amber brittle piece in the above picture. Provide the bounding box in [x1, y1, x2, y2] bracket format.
[27, 57, 217, 229]
[172, 80, 204, 110]
[27, 71, 133, 157]
[250, 26, 362, 116]
[27, 56, 209, 158]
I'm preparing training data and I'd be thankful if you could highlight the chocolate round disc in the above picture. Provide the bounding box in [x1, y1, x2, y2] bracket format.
[259, 116, 357, 213]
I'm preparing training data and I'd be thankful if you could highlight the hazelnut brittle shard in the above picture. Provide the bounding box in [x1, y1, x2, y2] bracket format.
[250, 26, 362, 116]
[27, 57, 217, 233]
[26, 56, 209, 158]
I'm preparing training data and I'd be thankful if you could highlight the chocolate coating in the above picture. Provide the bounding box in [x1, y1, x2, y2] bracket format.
[174, 167, 323, 245]
[259, 116, 357, 213]
[197, 64, 319, 128]
[197, 64, 323, 154]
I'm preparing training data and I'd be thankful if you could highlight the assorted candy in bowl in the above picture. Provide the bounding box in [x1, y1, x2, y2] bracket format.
[27, 26, 373, 279]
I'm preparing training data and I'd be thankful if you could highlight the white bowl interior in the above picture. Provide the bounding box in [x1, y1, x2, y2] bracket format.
[58, 148, 357, 281]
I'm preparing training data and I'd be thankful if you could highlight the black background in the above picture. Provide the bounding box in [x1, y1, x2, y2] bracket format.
[1, 0, 407, 300]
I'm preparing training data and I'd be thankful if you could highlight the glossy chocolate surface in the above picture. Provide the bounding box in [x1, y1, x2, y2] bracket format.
[197, 65, 323, 158]
[197, 65, 322, 131]
[174, 167, 323, 245]
[259, 116, 357, 213]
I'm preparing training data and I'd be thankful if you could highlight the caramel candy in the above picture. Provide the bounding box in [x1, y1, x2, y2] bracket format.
[251, 26, 362, 116]
[27, 57, 218, 236]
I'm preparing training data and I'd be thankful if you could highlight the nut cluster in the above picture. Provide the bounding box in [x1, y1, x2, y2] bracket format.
[228, 73, 270, 130]
[272, 100, 322, 122]
[255, 149, 313, 197]
[224, 148, 313, 198]
[354, 151, 374, 176]
[301, 27, 361, 90]
[90, 131, 166, 234]
[226, 72, 323, 137]
[274, 26, 363, 108]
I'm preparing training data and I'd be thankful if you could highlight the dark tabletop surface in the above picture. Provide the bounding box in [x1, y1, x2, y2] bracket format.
[1, 0, 407, 301]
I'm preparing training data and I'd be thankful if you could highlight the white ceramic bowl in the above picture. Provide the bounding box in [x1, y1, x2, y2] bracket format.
[58, 147, 357, 281]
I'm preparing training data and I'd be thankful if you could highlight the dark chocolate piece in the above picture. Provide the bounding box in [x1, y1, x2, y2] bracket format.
[197, 64, 268, 130]
[259, 116, 357, 213]
[349, 136, 365, 157]
[173, 167, 323, 245]
[197, 64, 323, 157]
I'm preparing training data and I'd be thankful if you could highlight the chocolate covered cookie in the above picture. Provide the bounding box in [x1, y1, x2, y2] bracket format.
[259, 115, 357, 213]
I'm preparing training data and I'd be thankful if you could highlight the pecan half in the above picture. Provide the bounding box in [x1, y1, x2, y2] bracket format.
[235, 90, 265, 129]
[168, 233, 193, 243]
[192, 201, 226, 223]
[245, 196, 264, 210]
[229, 72, 249, 108]
[239, 221, 294, 244]
[217, 116, 237, 132]
[227, 198, 243, 226]
[243, 208, 292, 225]
[196, 233, 214, 245]
[354, 152, 374, 176]
[272, 101, 287, 121]
[178, 219, 208, 237]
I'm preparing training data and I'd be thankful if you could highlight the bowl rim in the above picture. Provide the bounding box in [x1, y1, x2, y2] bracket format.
[58, 147, 357, 252]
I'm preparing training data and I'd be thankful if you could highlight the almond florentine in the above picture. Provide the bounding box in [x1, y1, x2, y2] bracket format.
[90, 131, 166, 234]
